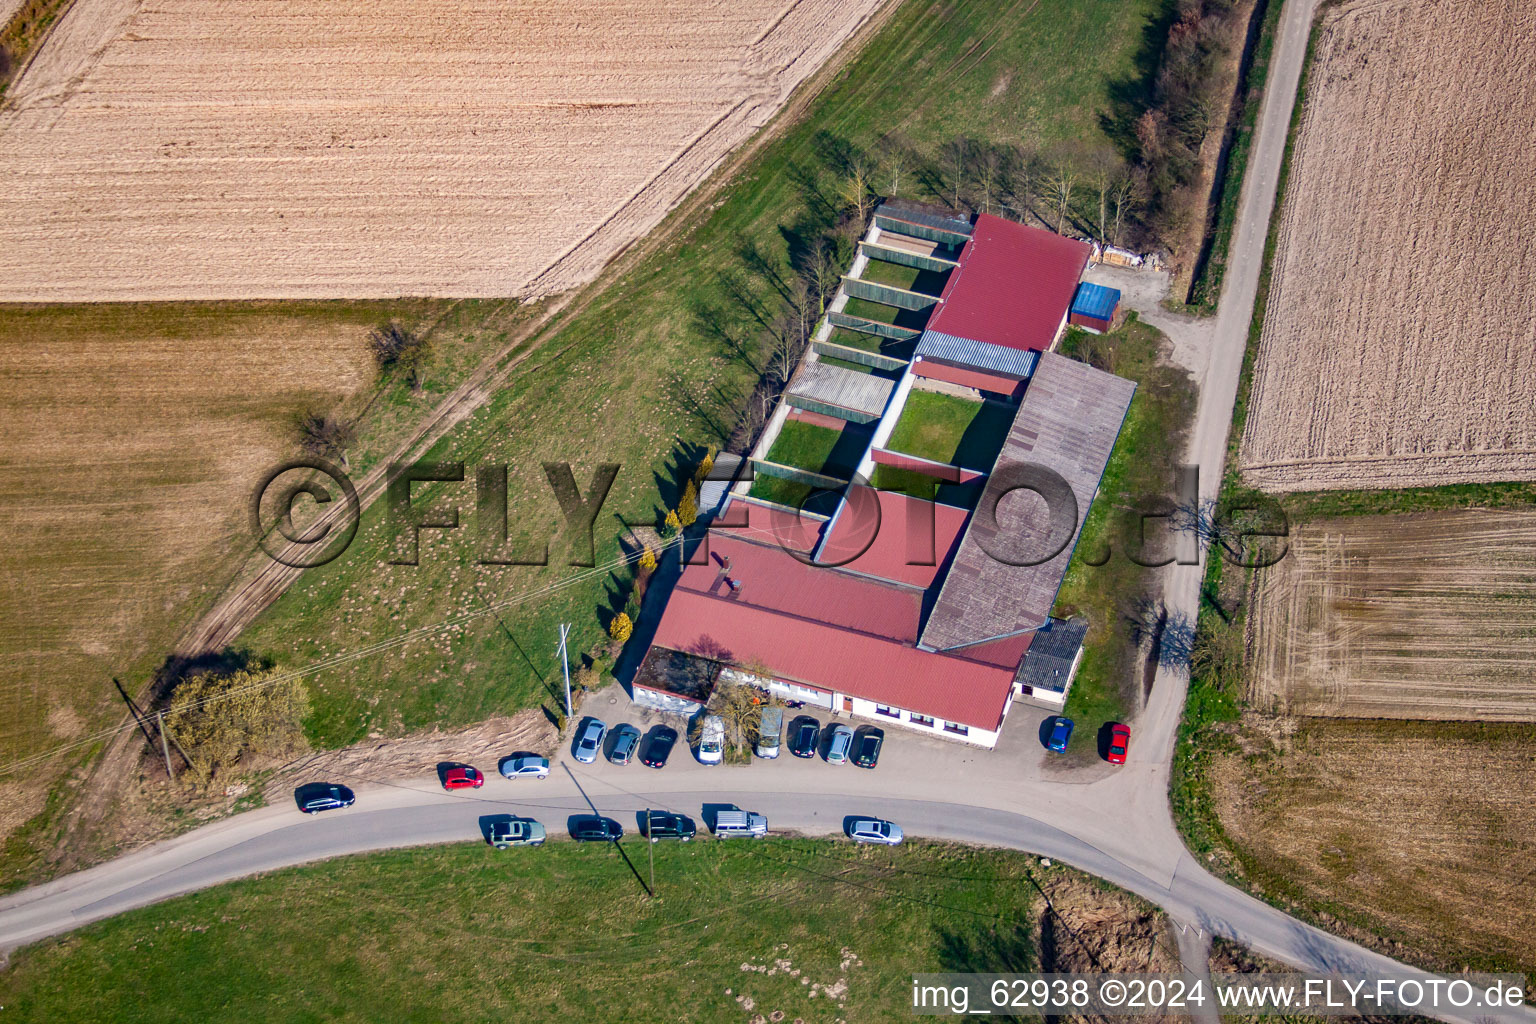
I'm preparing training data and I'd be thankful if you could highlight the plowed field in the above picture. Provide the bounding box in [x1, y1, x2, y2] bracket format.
[0, 0, 883, 301]
[1246, 509, 1536, 720]
[1239, 0, 1536, 492]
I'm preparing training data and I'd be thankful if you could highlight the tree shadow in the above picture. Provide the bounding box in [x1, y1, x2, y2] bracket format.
[1099, 0, 1182, 162]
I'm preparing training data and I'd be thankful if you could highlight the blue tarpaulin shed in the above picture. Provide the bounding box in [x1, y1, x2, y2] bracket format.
[1071, 282, 1120, 321]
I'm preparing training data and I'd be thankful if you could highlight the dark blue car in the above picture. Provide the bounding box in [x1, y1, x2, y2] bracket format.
[1047, 717, 1074, 752]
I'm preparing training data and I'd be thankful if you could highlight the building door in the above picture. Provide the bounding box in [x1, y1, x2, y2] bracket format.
[841, 696, 853, 713]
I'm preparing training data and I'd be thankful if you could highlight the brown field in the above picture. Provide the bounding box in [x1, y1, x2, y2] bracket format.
[1211, 718, 1536, 974]
[1247, 509, 1536, 720]
[0, 304, 386, 843]
[1238, 0, 1536, 492]
[0, 0, 883, 301]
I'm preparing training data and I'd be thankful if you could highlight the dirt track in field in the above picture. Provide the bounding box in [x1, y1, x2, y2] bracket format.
[1238, 0, 1536, 492]
[0, 0, 884, 301]
[1246, 509, 1536, 720]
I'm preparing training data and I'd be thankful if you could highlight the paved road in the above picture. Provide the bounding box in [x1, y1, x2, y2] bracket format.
[5, 4, 1529, 1023]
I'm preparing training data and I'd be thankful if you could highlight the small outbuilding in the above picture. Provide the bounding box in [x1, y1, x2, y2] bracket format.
[1069, 282, 1121, 334]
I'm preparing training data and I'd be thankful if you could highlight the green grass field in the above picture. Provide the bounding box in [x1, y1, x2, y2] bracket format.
[0, 840, 1091, 1023]
[231, 0, 1167, 752]
[1053, 318, 1197, 748]
[885, 391, 1012, 469]
[856, 259, 950, 296]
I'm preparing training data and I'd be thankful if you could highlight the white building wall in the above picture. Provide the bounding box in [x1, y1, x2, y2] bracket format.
[632, 685, 703, 716]
[838, 694, 1000, 749]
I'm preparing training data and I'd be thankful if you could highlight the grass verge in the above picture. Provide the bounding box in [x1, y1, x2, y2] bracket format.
[1053, 317, 1197, 748]
[0, 839, 1174, 1022]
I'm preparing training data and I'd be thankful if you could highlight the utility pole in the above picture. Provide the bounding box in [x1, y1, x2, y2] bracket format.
[647, 808, 655, 894]
[557, 623, 573, 721]
[155, 711, 174, 779]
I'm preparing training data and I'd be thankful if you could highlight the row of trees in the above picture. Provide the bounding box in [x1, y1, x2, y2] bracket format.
[1133, 0, 1247, 247]
[835, 133, 1145, 249]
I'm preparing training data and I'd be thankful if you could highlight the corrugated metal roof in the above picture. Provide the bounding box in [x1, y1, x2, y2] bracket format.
[698, 453, 744, 514]
[873, 198, 974, 236]
[919, 352, 1136, 652]
[1071, 282, 1121, 321]
[1013, 616, 1087, 694]
[927, 214, 1092, 354]
[786, 360, 896, 421]
[916, 330, 1039, 378]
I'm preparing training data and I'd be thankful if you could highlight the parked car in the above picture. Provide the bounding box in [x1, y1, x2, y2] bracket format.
[640, 811, 696, 842]
[442, 765, 484, 790]
[697, 714, 725, 765]
[1106, 723, 1130, 765]
[825, 723, 854, 764]
[608, 723, 641, 765]
[1047, 717, 1075, 753]
[295, 782, 354, 814]
[851, 727, 884, 769]
[641, 725, 678, 768]
[499, 753, 550, 780]
[788, 716, 820, 758]
[847, 818, 904, 845]
[489, 818, 546, 848]
[570, 816, 624, 842]
[755, 706, 784, 759]
[712, 809, 768, 838]
[573, 718, 607, 764]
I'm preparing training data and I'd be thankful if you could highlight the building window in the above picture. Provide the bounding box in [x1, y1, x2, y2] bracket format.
[875, 704, 900, 719]
[943, 722, 969, 736]
[910, 714, 935, 728]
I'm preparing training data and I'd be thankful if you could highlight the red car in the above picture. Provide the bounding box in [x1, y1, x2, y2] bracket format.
[1105, 724, 1130, 765]
[442, 765, 484, 790]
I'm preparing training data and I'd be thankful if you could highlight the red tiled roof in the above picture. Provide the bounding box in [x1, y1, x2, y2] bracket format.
[650, 530, 1016, 731]
[715, 496, 826, 554]
[817, 488, 970, 590]
[927, 214, 1091, 354]
[676, 531, 923, 642]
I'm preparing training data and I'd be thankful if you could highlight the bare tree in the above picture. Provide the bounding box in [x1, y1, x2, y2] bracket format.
[368, 320, 430, 390]
[942, 137, 971, 210]
[1111, 175, 1140, 247]
[878, 134, 914, 198]
[297, 410, 357, 469]
[977, 146, 1003, 215]
[1044, 162, 1078, 235]
[799, 239, 838, 315]
[839, 159, 876, 226]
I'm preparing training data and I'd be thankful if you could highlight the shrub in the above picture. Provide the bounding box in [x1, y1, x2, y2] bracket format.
[678, 482, 699, 527]
[608, 613, 633, 643]
[166, 669, 310, 789]
[659, 510, 681, 538]
[638, 547, 657, 574]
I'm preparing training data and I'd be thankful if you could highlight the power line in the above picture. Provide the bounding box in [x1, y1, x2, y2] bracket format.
[0, 519, 800, 780]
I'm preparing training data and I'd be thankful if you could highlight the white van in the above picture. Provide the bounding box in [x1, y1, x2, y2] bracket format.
[713, 809, 768, 838]
[754, 707, 784, 759]
[698, 714, 725, 765]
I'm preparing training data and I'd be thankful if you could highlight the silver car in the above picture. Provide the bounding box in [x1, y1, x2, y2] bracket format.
[573, 718, 606, 764]
[825, 723, 854, 764]
[490, 818, 546, 848]
[848, 818, 903, 845]
[499, 754, 550, 780]
[607, 724, 640, 765]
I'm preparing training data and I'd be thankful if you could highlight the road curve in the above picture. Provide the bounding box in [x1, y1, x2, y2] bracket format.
[0, 775, 1529, 1024]
[4, 5, 1526, 1024]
